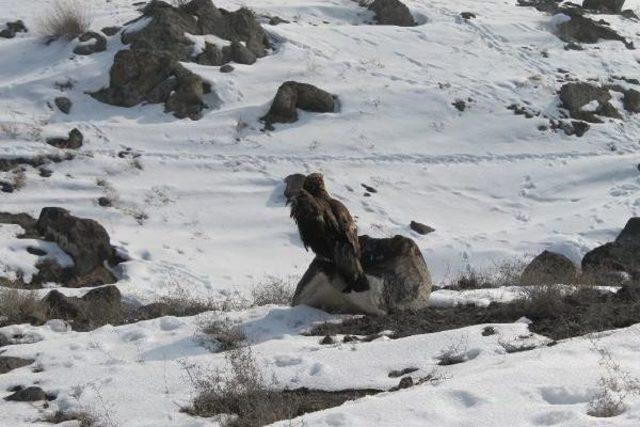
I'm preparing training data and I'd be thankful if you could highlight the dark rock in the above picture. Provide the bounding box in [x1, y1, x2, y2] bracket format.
[164, 66, 208, 120]
[54, 97, 72, 114]
[5, 386, 46, 402]
[367, 0, 416, 27]
[73, 31, 107, 56]
[220, 64, 234, 73]
[571, 120, 591, 136]
[582, 0, 625, 13]
[46, 128, 83, 149]
[564, 42, 584, 50]
[292, 235, 432, 315]
[388, 367, 418, 378]
[0, 357, 33, 374]
[398, 376, 414, 389]
[42, 286, 122, 330]
[623, 89, 640, 113]
[520, 250, 577, 285]
[582, 218, 640, 284]
[460, 12, 476, 19]
[196, 42, 224, 66]
[26, 247, 47, 256]
[0, 20, 27, 39]
[101, 26, 122, 36]
[98, 197, 112, 207]
[482, 326, 496, 336]
[556, 14, 633, 49]
[320, 335, 335, 345]
[620, 9, 639, 19]
[410, 221, 435, 236]
[361, 184, 377, 193]
[283, 173, 307, 203]
[0, 181, 13, 193]
[224, 41, 257, 65]
[268, 16, 290, 25]
[262, 82, 336, 127]
[453, 99, 467, 112]
[36, 207, 116, 281]
[39, 168, 53, 178]
[559, 82, 620, 123]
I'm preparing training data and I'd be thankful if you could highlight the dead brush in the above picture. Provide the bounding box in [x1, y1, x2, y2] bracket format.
[37, 0, 92, 41]
[0, 288, 46, 326]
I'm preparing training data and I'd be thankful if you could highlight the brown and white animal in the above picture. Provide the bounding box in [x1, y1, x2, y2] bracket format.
[289, 173, 369, 293]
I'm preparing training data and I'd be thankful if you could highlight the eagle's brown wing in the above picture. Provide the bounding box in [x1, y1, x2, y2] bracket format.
[290, 189, 332, 256]
[329, 198, 361, 257]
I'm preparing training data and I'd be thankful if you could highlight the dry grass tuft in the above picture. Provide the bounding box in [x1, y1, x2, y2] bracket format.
[38, 0, 92, 41]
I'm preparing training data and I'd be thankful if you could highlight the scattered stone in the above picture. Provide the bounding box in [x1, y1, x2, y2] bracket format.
[460, 12, 477, 20]
[520, 250, 578, 285]
[623, 89, 640, 113]
[220, 64, 234, 73]
[453, 99, 466, 111]
[292, 235, 433, 315]
[397, 376, 414, 389]
[582, 0, 625, 13]
[196, 42, 224, 66]
[559, 82, 620, 123]
[98, 197, 112, 207]
[0, 181, 14, 193]
[388, 367, 418, 378]
[45, 128, 83, 149]
[73, 31, 107, 55]
[101, 26, 122, 36]
[54, 97, 72, 114]
[361, 183, 377, 193]
[26, 247, 47, 256]
[4, 386, 47, 402]
[39, 168, 53, 178]
[225, 41, 257, 65]
[0, 357, 34, 374]
[410, 221, 435, 236]
[564, 42, 584, 50]
[482, 326, 496, 336]
[582, 218, 640, 284]
[0, 20, 27, 39]
[367, 0, 416, 27]
[261, 82, 337, 128]
[268, 16, 290, 25]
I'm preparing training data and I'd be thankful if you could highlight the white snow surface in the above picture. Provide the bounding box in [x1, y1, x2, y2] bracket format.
[1, 0, 640, 425]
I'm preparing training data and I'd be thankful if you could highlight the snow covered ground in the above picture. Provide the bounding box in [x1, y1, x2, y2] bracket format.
[1, 0, 640, 425]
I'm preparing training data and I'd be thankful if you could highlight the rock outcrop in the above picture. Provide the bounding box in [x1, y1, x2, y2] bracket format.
[42, 285, 122, 331]
[559, 82, 620, 123]
[582, 218, 640, 284]
[92, 0, 269, 119]
[520, 250, 578, 285]
[261, 82, 337, 129]
[582, 0, 625, 13]
[292, 235, 432, 315]
[45, 128, 83, 149]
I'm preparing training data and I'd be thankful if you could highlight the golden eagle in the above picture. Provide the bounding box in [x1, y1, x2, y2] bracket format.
[289, 173, 369, 293]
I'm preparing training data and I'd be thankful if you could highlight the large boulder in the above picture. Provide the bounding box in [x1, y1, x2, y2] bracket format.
[292, 235, 432, 315]
[261, 82, 337, 128]
[582, 218, 640, 284]
[559, 82, 621, 123]
[0, 357, 33, 374]
[582, 0, 625, 13]
[623, 89, 640, 113]
[520, 250, 578, 285]
[367, 0, 416, 27]
[36, 207, 117, 286]
[42, 285, 122, 331]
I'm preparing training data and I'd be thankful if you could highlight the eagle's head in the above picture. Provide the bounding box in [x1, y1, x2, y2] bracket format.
[303, 173, 326, 196]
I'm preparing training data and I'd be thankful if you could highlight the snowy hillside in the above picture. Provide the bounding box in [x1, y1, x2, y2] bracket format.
[1, 0, 640, 425]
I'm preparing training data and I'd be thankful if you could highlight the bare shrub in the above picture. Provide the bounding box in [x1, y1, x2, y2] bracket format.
[518, 284, 566, 319]
[250, 278, 294, 307]
[184, 347, 300, 426]
[42, 410, 98, 426]
[0, 289, 45, 326]
[38, 0, 92, 41]
[199, 316, 246, 352]
[444, 255, 527, 290]
[436, 336, 472, 366]
[11, 168, 26, 190]
[587, 342, 640, 418]
[155, 283, 249, 317]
